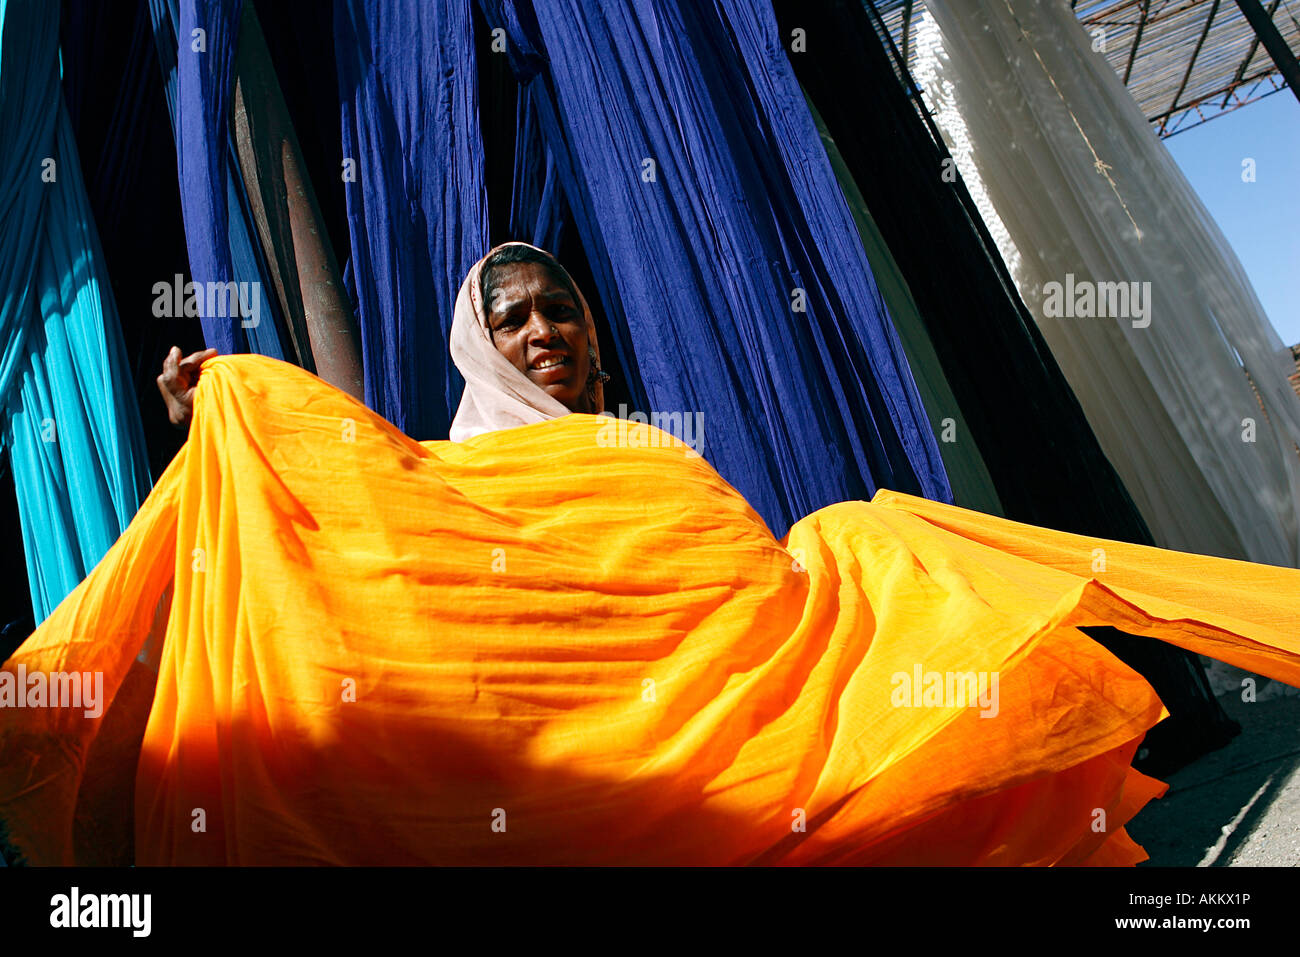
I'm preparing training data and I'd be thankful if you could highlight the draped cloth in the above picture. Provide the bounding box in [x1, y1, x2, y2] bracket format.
[330, 0, 953, 534]
[2, 354, 1299, 866]
[448, 242, 605, 440]
[0, 0, 152, 623]
[914, 0, 1300, 567]
[60, 0, 206, 485]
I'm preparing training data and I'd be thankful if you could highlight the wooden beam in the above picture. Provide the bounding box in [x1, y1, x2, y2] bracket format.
[1123, 0, 1151, 85]
[1160, 0, 1220, 135]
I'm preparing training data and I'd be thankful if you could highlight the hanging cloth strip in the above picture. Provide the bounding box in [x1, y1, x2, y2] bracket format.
[0, 0, 152, 624]
[772, 0, 1153, 544]
[333, 0, 489, 441]
[805, 91, 1005, 518]
[59, 0, 203, 486]
[2, 354, 1300, 865]
[915, 0, 1300, 568]
[508, 88, 566, 255]
[146, 0, 290, 359]
[478, 0, 951, 536]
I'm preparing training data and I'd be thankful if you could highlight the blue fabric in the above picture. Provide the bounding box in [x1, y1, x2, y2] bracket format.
[509, 91, 566, 253]
[479, 0, 951, 535]
[0, 0, 151, 622]
[147, 0, 287, 358]
[334, 0, 487, 440]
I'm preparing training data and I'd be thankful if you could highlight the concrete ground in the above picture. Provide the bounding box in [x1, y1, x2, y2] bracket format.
[1128, 660, 1300, 866]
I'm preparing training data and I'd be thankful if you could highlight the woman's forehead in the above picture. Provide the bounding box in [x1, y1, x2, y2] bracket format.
[485, 262, 578, 311]
[488, 286, 574, 314]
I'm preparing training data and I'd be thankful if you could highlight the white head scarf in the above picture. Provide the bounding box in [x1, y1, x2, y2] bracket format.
[448, 242, 607, 441]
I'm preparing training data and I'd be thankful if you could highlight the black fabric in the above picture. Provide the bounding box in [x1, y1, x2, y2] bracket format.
[0, 455, 33, 666]
[59, 0, 199, 485]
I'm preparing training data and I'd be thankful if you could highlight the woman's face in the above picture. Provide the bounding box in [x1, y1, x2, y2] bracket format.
[484, 262, 592, 413]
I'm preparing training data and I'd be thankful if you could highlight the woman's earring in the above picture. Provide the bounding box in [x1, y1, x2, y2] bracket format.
[587, 345, 611, 386]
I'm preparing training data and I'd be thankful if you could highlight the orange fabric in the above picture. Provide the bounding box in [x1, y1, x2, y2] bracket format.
[2, 354, 1298, 865]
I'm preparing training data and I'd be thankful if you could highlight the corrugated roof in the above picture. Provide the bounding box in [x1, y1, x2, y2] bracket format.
[870, 0, 1300, 136]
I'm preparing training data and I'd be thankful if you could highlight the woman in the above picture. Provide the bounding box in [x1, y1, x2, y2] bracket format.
[157, 243, 611, 435]
[4, 243, 1299, 866]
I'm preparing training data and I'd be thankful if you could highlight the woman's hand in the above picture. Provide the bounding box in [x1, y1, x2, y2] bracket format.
[157, 346, 218, 429]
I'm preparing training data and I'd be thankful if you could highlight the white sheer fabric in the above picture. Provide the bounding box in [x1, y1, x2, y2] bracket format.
[914, 0, 1300, 566]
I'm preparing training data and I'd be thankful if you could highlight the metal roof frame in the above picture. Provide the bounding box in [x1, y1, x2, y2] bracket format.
[871, 0, 1300, 137]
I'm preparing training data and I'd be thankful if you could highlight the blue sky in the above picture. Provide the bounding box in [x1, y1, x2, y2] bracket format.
[1165, 91, 1300, 347]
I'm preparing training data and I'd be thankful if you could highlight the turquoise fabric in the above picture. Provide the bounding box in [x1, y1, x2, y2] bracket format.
[0, 1, 151, 623]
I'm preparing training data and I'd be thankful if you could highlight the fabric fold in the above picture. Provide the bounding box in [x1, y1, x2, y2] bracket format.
[147, 0, 289, 358]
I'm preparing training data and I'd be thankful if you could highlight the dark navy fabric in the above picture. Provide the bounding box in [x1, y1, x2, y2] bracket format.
[334, 0, 488, 441]
[508, 91, 565, 254]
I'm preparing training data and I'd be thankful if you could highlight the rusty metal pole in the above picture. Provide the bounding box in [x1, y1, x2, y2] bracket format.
[232, 1, 365, 400]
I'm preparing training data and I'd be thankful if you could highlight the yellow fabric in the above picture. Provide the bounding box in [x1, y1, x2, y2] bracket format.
[2, 354, 1298, 865]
